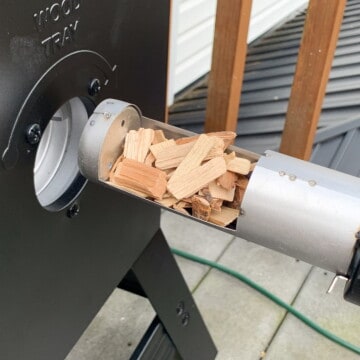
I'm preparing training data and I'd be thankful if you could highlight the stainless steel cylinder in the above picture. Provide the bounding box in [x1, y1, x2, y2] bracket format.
[78, 99, 142, 182]
[237, 150, 360, 275]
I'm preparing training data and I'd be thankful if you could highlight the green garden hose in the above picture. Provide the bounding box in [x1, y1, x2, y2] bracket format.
[171, 247, 360, 355]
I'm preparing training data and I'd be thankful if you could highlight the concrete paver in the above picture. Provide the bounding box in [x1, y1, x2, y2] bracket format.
[66, 289, 154, 360]
[191, 238, 312, 360]
[265, 267, 360, 360]
[161, 210, 235, 290]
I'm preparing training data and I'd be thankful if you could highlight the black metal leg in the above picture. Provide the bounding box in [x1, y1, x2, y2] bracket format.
[127, 229, 217, 360]
[130, 317, 180, 360]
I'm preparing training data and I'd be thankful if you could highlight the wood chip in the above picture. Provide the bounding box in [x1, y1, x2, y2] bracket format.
[207, 131, 236, 148]
[113, 158, 167, 199]
[150, 139, 176, 158]
[108, 127, 253, 229]
[155, 196, 178, 207]
[223, 151, 236, 163]
[109, 154, 124, 182]
[208, 181, 235, 201]
[181, 197, 193, 204]
[216, 171, 237, 190]
[174, 136, 224, 160]
[155, 141, 195, 170]
[198, 188, 210, 197]
[198, 188, 223, 211]
[105, 181, 148, 198]
[173, 200, 190, 209]
[167, 157, 227, 200]
[123, 128, 154, 163]
[209, 207, 240, 227]
[175, 136, 201, 145]
[123, 130, 138, 160]
[191, 195, 211, 221]
[236, 175, 249, 189]
[137, 128, 155, 162]
[176, 131, 236, 149]
[144, 152, 156, 166]
[155, 136, 224, 170]
[205, 137, 225, 160]
[166, 169, 176, 180]
[227, 157, 251, 175]
[173, 203, 190, 215]
[177, 200, 192, 209]
[225, 185, 245, 209]
[210, 198, 223, 212]
[152, 129, 167, 144]
[169, 134, 216, 184]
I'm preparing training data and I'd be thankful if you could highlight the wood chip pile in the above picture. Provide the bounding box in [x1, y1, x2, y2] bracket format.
[108, 128, 256, 228]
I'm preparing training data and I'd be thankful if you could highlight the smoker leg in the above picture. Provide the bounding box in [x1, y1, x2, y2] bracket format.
[130, 317, 180, 360]
[124, 229, 217, 360]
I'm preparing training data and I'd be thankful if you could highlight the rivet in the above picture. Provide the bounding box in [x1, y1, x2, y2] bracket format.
[308, 180, 317, 187]
[289, 174, 296, 181]
[279, 171, 286, 176]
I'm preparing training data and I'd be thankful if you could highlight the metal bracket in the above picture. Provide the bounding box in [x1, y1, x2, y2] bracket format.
[121, 229, 217, 360]
[344, 239, 360, 305]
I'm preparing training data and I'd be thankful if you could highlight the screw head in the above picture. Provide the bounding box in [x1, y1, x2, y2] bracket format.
[104, 112, 111, 119]
[176, 301, 185, 316]
[181, 312, 190, 327]
[88, 78, 101, 96]
[67, 203, 80, 218]
[26, 124, 42, 145]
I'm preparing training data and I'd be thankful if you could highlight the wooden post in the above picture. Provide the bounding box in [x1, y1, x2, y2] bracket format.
[204, 0, 252, 133]
[279, 0, 346, 160]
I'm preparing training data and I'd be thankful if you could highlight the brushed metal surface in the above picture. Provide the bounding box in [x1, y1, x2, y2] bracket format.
[78, 99, 141, 182]
[237, 150, 360, 274]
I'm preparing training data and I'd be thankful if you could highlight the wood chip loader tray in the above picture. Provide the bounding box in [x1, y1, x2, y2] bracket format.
[78, 99, 259, 232]
[79, 99, 360, 307]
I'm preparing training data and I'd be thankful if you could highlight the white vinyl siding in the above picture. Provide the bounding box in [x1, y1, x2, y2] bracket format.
[168, 0, 308, 104]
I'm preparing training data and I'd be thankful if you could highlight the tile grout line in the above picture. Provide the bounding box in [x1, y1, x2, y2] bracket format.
[257, 265, 315, 360]
[188, 236, 238, 294]
[175, 233, 315, 359]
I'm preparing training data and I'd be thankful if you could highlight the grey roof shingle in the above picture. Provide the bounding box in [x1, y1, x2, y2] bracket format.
[169, 0, 360, 160]
[312, 115, 360, 176]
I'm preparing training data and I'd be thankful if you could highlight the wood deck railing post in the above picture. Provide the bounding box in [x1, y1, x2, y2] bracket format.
[279, 0, 346, 160]
[204, 0, 252, 133]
